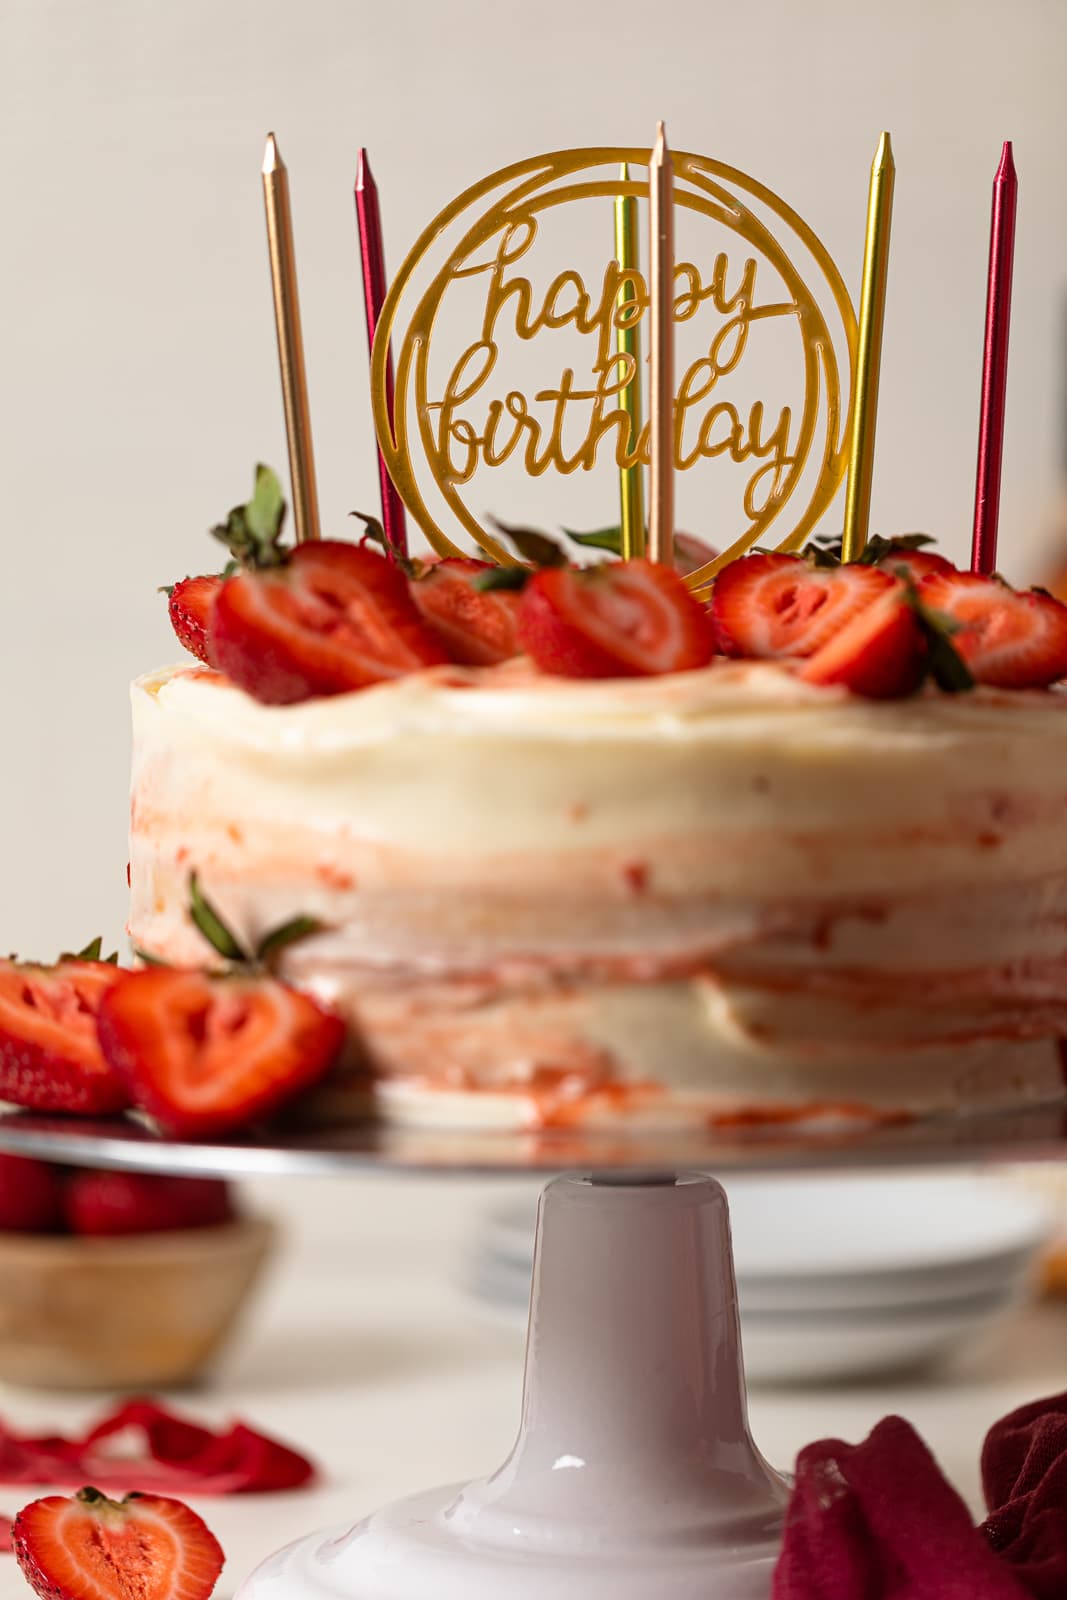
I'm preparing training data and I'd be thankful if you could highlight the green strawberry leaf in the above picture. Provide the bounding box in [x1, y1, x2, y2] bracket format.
[59, 937, 120, 965]
[474, 566, 531, 593]
[211, 464, 289, 570]
[488, 518, 568, 568]
[256, 915, 324, 967]
[562, 524, 624, 555]
[189, 874, 248, 963]
[348, 509, 420, 578]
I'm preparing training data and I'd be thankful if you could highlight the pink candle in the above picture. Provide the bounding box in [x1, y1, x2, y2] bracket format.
[355, 149, 408, 561]
[971, 142, 1018, 575]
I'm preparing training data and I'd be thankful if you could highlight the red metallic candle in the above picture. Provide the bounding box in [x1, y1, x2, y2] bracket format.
[971, 141, 1018, 574]
[355, 148, 409, 561]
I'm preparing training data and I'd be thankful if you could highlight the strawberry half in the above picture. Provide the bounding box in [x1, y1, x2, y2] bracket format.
[517, 559, 715, 678]
[97, 968, 345, 1137]
[0, 959, 129, 1115]
[64, 1171, 235, 1237]
[168, 577, 222, 665]
[0, 1153, 65, 1233]
[210, 541, 447, 704]
[14, 1488, 223, 1600]
[798, 581, 927, 698]
[409, 558, 521, 666]
[918, 571, 1067, 688]
[712, 553, 894, 659]
[877, 546, 955, 583]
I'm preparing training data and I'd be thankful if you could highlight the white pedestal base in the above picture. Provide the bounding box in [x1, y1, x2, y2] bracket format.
[239, 1175, 789, 1600]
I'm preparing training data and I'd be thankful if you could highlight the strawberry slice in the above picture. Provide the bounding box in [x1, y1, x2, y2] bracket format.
[409, 558, 521, 666]
[0, 1153, 65, 1233]
[919, 571, 1067, 688]
[712, 553, 894, 659]
[168, 577, 222, 665]
[97, 968, 345, 1137]
[877, 546, 955, 583]
[517, 559, 715, 678]
[210, 540, 447, 704]
[14, 1488, 224, 1600]
[0, 959, 129, 1115]
[64, 1171, 234, 1237]
[798, 581, 927, 698]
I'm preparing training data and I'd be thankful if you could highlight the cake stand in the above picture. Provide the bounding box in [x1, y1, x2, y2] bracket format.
[0, 1105, 1064, 1600]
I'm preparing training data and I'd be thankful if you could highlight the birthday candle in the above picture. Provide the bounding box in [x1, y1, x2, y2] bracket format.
[648, 124, 675, 566]
[615, 164, 646, 560]
[841, 132, 895, 564]
[971, 142, 1018, 575]
[262, 134, 320, 543]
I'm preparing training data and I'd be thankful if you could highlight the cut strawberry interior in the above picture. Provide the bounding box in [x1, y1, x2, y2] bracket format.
[0, 961, 129, 1115]
[97, 968, 345, 1137]
[210, 541, 447, 704]
[14, 1489, 224, 1600]
[920, 571, 1067, 688]
[518, 559, 715, 678]
[712, 554, 894, 659]
[798, 583, 927, 699]
[410, 558, 521, 665]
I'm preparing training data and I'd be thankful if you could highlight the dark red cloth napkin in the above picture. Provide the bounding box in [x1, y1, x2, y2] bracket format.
[0, 1398, 315, 1497]
[773, 1415, 1031, 1599]
[980, 1391, 1067, 1598]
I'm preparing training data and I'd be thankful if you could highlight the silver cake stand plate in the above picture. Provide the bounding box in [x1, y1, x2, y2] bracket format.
[0, 1102, 1063, 1600]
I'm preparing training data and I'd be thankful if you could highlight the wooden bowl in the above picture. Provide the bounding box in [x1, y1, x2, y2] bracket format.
[0, 1216, 276, 1389]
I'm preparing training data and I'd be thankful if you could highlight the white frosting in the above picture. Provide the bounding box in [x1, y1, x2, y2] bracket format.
[128, 661, 1067, 1128]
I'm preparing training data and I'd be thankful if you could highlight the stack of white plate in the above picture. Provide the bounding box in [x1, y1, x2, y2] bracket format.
[466, 1172, 1052, 1383]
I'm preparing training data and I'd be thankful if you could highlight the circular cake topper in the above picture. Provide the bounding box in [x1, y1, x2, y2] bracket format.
[371, 147, 857, 589]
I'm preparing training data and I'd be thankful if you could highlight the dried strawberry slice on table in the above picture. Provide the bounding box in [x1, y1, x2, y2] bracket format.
[210, 540, 447, 703]
[518, 558, 715, 677]
[0, 954, 128, 1114]
[167, 576, 222, 665]
[13, 1488, 224, 1600]
[409, 557, 521, 665]
[711, 553, 894, 659]
[919, 570, 1067, 688]
[97, 967, 344, 1137]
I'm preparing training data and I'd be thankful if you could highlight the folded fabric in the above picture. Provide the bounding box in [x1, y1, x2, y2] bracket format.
[773, 1415, 1030, 1600]
[981, 1390, 1067, 1599]
[0, 1398, 315, 1495]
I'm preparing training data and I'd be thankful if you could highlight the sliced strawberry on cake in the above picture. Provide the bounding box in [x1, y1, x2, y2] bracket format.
[167, 576, 223, 665]
[211, 540, 447, 703]
[518, 558, 715, 677]
[919, 570, 1067, 688]
[711, 553, 895, 659]
[798, 581, 928, 698]
[100, 879, 344, 1136]
[410, 557, 521, 665]
[98, 966, 344, 1138]
[14, 1488, 224, 1600]
[0, 945, 129, 1115]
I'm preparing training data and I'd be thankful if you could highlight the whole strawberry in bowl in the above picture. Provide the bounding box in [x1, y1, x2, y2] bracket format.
[0, 1156, 275, 1390]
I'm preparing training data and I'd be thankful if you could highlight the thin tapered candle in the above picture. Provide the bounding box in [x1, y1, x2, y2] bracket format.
[261, 133, 320, 542]
[647, 123, 674, 566]
[971, 142, 1018, 575]
[615, 164, 646, 559]
[355, 149, 409, 561]
[841, 132, 895, 563]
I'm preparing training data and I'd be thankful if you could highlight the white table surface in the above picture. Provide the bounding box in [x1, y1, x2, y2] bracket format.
[0, 1171, 1064, 1600]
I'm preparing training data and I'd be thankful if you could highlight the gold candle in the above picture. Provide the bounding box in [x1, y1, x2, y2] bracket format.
[615, 164, 646, 559]
[262, 133, 321, 542]
[841, 131, 895, 563]
[647, 123, 674, 566]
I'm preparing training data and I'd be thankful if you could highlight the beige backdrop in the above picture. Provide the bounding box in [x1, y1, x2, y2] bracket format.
[2, 0, 1065, 953]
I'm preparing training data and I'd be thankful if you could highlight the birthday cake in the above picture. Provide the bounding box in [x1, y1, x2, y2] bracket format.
[124, 505, 1067, 1132]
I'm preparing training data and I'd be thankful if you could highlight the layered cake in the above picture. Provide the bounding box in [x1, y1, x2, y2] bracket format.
[127, 519, 1067, 1131]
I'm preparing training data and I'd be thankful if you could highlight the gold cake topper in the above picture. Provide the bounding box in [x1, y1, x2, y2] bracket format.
[371, 147, 857, 590]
